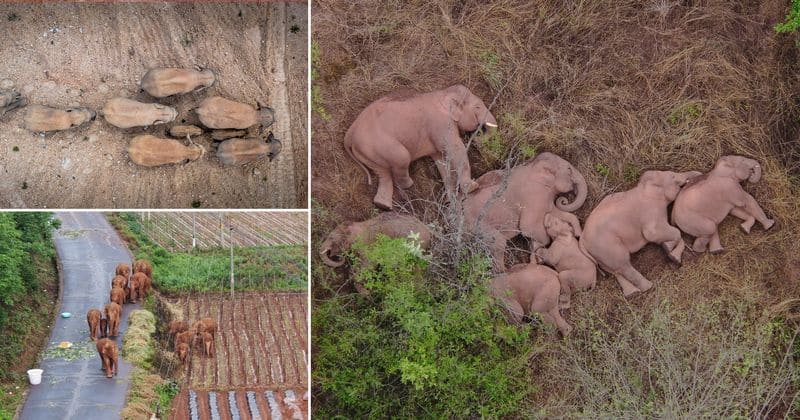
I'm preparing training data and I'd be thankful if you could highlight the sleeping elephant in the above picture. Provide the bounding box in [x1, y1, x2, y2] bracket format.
[490, 262, 572, 336]
[344, 84, 498, 209]
[96, 338, 118, 378]
[319, 212, 432, 267]
[104, 302, 121, 337]
[580, 170, 701, 297]
[672, 155, 774, 253]
[463, 152, 588, 271]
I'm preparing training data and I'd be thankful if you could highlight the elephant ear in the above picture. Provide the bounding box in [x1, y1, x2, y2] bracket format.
[441, 85, 469, 122]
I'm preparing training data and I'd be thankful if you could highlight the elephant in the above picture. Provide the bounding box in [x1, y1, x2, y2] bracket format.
[580, 170, 701, 297]
[133, 259, 152, 278]
[319, 212, 432, 267]
[104, 302, 121, 337]
[192, 318, 217, 337]
[672, 155, 774, 253]
[23, 105, 96, 132]
[169, 320, 189, 335]
[463, 152, 588, 271]
[175, 330, 194, 350]
[344, 84, 498, 209]
[115, 263, 130, 279]
[96, 338, 119, 378]
[109, 286, 126, 306]
[176, 342, 190, 364]
[111, 275, 127, 290]
[534, 213, 597, 309]
[140, 67, 216, 98]
[490, 262, 572, 336]
[200, 332, 215, 357]
[131, 272, 151, 301]
[87, 309, 105, 341]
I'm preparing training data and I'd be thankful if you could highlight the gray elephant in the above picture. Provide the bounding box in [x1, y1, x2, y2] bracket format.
[319, 212, 432, 267]
[463, 152, 588, 271]
[580, 170, 701, 297]
[344, 85, 498, 210]
[534, 213, 596, 309]
[672, 155, 774, 253]
[490, 262, 572, 336]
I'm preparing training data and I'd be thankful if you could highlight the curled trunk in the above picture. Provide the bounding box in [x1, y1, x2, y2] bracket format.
[555, 162, 588, 212]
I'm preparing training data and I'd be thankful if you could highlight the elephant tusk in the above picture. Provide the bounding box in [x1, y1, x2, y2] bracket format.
[484, 122, 498, 128]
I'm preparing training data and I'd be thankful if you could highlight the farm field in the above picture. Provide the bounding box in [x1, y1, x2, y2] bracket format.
[133, 212, 308, 252]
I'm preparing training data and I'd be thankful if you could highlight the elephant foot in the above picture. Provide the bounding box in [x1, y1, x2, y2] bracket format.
[638, 279, 653, 293]
[373, 196, 392, 210]
[762, 219, 775, 231]
[396, 177, 414, 189]
[666, 249, 682, 265]
[740, 221, 754, 234]
[621, 285, 642, 298]
[709, 246, 724, 254]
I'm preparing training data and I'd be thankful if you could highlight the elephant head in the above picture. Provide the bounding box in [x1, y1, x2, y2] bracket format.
[714, 155, 761, 183]
[639, 170, 702, 202]
[544, 212, 576, 238]
[442, 84, 498, 136]
[319, 222, 358, 267]
[537, 153, 588, 212]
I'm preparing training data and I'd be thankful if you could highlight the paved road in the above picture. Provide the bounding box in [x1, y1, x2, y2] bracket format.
[20, 212, 140, 420]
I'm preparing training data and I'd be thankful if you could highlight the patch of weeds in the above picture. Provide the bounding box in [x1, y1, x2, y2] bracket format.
[594, 163, 610, 177]
[190, 200, 202, 208]
[775, 0, 800, 33]
[60, 229, 86, 239]
[519, 143, 537, 159]
[7, 13, 19, 22]
[311, 41, 330, 121]
[42, 340, 95, 361]
[481, 130, 508, 162]
[667, 102, 703, 125]
[622, 164, 640, 183]
[477, 49, 503, 90]
[12, 146, 18, 152]
[290, 24, 300, 33]
[154, 380, 179, 411]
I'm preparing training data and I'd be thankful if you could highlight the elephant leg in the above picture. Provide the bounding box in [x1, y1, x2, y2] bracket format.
[730, 207, 756, 233]
[542, 308, 573, 336]
[709, 231, 724, 254]
[432, 153, 457, 195]
[644, 223, 685, 264]
[740, 193, 774, 231]
[391, 163, 414, 190]
[557, 272, 573, 309]
[692, 235, 711, 253]
[373, 169, 395, 210]
[485, 229, 507, 272]
[613, 263, 652, 297]
[500, 298, 525, 324]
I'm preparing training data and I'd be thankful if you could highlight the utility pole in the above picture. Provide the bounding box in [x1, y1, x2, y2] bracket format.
[219, 213, 224, 246]
[230, 225, 234, 300]
[192, 213, 197, 250]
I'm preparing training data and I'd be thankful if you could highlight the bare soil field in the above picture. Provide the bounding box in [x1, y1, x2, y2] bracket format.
[135, 211, 308, 252]
[165, 293, 307, 418]
[0, 2, 307, 208]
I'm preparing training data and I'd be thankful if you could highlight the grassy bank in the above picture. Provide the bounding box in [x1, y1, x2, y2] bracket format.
[108, 213, 307, 293]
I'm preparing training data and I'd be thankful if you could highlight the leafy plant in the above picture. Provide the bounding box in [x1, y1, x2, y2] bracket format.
[775, 0, 800, 33]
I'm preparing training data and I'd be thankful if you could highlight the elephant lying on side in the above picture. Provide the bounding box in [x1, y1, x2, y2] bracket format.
[672, 155, 774, 253]
[490, 262, 572, 336]
[344, 85, 498, 209]
[464, 152, 588, 271]
[319, 212, 432, 267]
[580, 170, 701, 297]
[534, 213, 596, 309]
[96, 338, 118, 378]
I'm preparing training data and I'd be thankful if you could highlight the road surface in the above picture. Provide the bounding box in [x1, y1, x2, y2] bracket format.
[20, 212, 140, 420]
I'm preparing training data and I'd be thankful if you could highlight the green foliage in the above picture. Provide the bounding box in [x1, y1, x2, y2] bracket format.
[622, 163, 640, 183]
[594, 163, 610, 177]
[478, 49, 503, 90]
[113, 213, 307, 292]
[154, 379, 179, 411]
[667, 102, 703, 125]
[314, 235, 535, 418]
[311, 40, 331, 121]
[775, 0, 800, 33]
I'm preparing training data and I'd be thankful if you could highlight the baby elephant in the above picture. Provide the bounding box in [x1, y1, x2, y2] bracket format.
[140, 67, 216, 98]
[86, 309, 108, 341]
[0, 89, 26, 117]
[176, 342, 190, 364]
[23, 105, 95, 132]
[319, 212, 432, 267]
[534, 213, 596, 309]
[215, 131, 282, 165]
[672, 155, 774, 253]
[128, 135, 204, 167]
[96, 338, 119, 378]
[196, 96, 275, 129]
[490, 262, 572, 336]
[102, 98, 177, 129]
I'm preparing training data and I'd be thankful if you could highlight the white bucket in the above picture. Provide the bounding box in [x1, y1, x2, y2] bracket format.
[27, 369, 43, 385]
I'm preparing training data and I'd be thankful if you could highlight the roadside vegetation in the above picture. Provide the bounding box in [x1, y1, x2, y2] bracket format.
[108, 213, 307, 293]
[0, 213, 60, 420]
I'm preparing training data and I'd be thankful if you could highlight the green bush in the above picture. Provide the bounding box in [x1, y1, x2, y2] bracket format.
[775, 0, 800, 33]
[313, 235, 536, 418]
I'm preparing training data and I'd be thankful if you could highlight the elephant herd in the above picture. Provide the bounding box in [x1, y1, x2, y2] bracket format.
[87, 259, 153, 378]
[168, 317, 218, 365]
[0, 67, 280, 167]
[321, 85, 774, 336]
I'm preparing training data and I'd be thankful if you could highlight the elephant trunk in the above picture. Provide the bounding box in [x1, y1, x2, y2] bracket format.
[555, 163, 588, 212]
[749, 162, 761, 183]
[319, 244, 345, 267]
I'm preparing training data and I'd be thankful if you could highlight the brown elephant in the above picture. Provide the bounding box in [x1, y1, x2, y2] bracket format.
[200, 332, 215, 357]
[169, 320, 189, 335]
[672, 156, 774, 253]
[344, 85, 498, 209]
[133, 259, 152, 278]
[580, 170, 701, 297]
[176, 342, 190, 364]
[104, 302, 121, 337]
[319, 212, 432, 267]
[115, 263, 130, 279]
[111, 275, 127, 290]
[109, 286, 126, 306]
[464, 152, 588, 271]
[192, 318, 217, 336]
[23, 105, 95, 132]
[175, 330, 194, 350]
[131, 272, 151, 301]
[534, 213, 597, 309]
[96, 338, 118, 378]
[490, 262, 572, 336]
[87, 309, 104, 341]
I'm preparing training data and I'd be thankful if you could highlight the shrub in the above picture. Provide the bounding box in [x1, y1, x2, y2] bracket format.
[775, 0, 800, 33]
[313, 235, 537, 418]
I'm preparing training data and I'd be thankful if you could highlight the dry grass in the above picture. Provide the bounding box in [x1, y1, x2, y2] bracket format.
[312, 0, 800, 416]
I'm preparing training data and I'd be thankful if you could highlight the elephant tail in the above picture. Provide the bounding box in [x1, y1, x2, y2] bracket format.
[343, 141, 372, 185]
[578, 237, 599, 267]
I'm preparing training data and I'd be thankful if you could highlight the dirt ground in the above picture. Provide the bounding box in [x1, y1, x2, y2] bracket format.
[0, 2, 307, 209]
